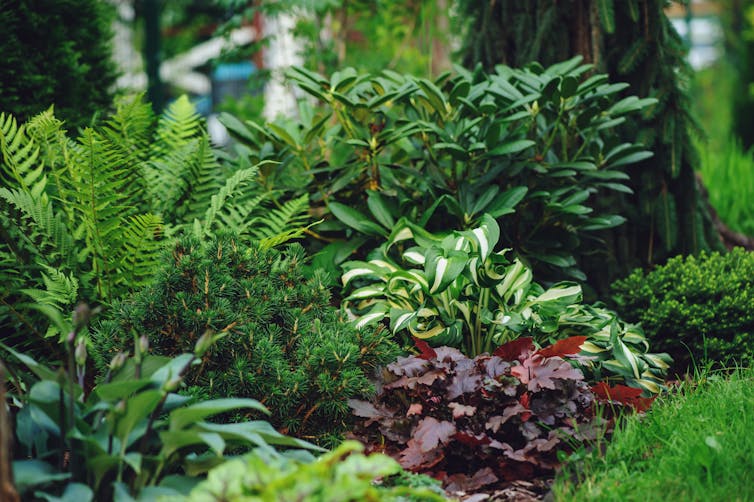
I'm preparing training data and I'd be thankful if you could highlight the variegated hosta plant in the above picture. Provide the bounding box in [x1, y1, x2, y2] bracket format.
[538, 304, 671, 395]
[342, 214, 670, 394]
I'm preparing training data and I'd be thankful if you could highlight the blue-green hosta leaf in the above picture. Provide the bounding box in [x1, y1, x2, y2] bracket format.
[644, 353, 672, 370]
[611, 338, 643, 380]
[389, 307, 418, 333]
[13, 460, 70, 494]
[345, 284, 387, 301]
[496, 259, 532, 303]
[36, 482, 93, 502]
[402, 246, 426, 265]
[467, 214, 500, 262]
[534, 283, 582, 304]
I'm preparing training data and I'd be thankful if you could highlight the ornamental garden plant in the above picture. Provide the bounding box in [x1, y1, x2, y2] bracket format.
[3, 42, 751, 498]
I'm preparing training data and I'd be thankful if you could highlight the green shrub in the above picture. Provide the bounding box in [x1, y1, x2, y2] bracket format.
[221, 58, 656, 285]
[611, 248, 754, 371]
[3, 306, 319, 501]
[92, 234, 401, 444]
[0, 0, 118, 130]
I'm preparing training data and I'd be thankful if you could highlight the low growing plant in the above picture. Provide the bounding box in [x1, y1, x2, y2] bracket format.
[174, 440, 447, 502]
[92, 234, 401, 444]
[349, 338, 621, 493]
[3, 305, 319, 501]
[343, 215, 670, 394]
[611, 248, 754, 372]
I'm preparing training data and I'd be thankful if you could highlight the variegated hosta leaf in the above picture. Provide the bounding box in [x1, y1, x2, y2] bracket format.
[424, 248, 467, 294]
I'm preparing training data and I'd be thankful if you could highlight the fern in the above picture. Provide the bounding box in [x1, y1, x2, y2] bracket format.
[0, 112, 44, 193]
[197, 165, 265, 238]
[0, 187, 77, 270]
[252, 194, 312, 248]
[116, 213, 165, 288]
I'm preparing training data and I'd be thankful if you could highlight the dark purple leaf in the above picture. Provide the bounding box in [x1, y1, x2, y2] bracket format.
[485, 403, 528, 433]
[414, 416, 457, 452]
[399, 438, 444, 470]
[445, 467, 498, 493]
[387, 355, 430, 376]
[511, 354, 583, 391]
[448, 402, 476, 419]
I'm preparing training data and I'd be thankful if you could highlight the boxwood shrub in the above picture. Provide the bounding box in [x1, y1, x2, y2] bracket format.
[611, 248, 754, 371]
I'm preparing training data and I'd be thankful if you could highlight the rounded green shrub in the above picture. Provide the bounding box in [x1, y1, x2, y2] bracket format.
[92, 234, 400, 443]
[611, 248, 754, 371]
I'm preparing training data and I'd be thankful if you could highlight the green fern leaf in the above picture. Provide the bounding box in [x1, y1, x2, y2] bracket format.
[0, 112, 44, 193]
[250, 194, 311, 244]
[116, 213, 165, 288]
[200, 165, 264, 237]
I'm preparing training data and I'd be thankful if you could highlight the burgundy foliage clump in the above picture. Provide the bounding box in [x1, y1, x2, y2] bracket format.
[349, 337, 608, 492]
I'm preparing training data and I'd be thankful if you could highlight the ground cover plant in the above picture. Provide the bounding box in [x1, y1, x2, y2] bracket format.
[611, 248, 754, 373]
[175, 440, 447, 502]
[3, 306, 320, 501]
[92, 234, 400, 444]
[221, 57, 656, 285]
[348, 337, 654, 494]
[551, 366, 754, 501]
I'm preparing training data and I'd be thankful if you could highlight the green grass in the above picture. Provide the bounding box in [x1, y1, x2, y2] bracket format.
[552, 367, 754, 501]
[699, 138, 754, 237]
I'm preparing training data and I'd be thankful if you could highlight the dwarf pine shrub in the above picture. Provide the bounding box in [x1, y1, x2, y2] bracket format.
[92, 234, 400, 443]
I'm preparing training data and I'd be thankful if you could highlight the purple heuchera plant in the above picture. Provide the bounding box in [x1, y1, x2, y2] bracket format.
[348, 338, 602, 493]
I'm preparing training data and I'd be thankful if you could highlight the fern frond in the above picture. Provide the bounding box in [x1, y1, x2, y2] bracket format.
[20, 265, 78, 310]
[0, 112, 45, 193]
[198, 165, 264, 238]
[250, 194, 311, 244]
[153, 95, 203, 153]
[116, 213, 165, 289]
[0, 187, 77, 269]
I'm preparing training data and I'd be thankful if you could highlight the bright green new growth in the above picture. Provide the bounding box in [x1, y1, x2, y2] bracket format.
[175, 440, 447, 502]
[92, 234, 401, 443]
[611, 248, 754, 371]
[342, 215, 669, 394]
